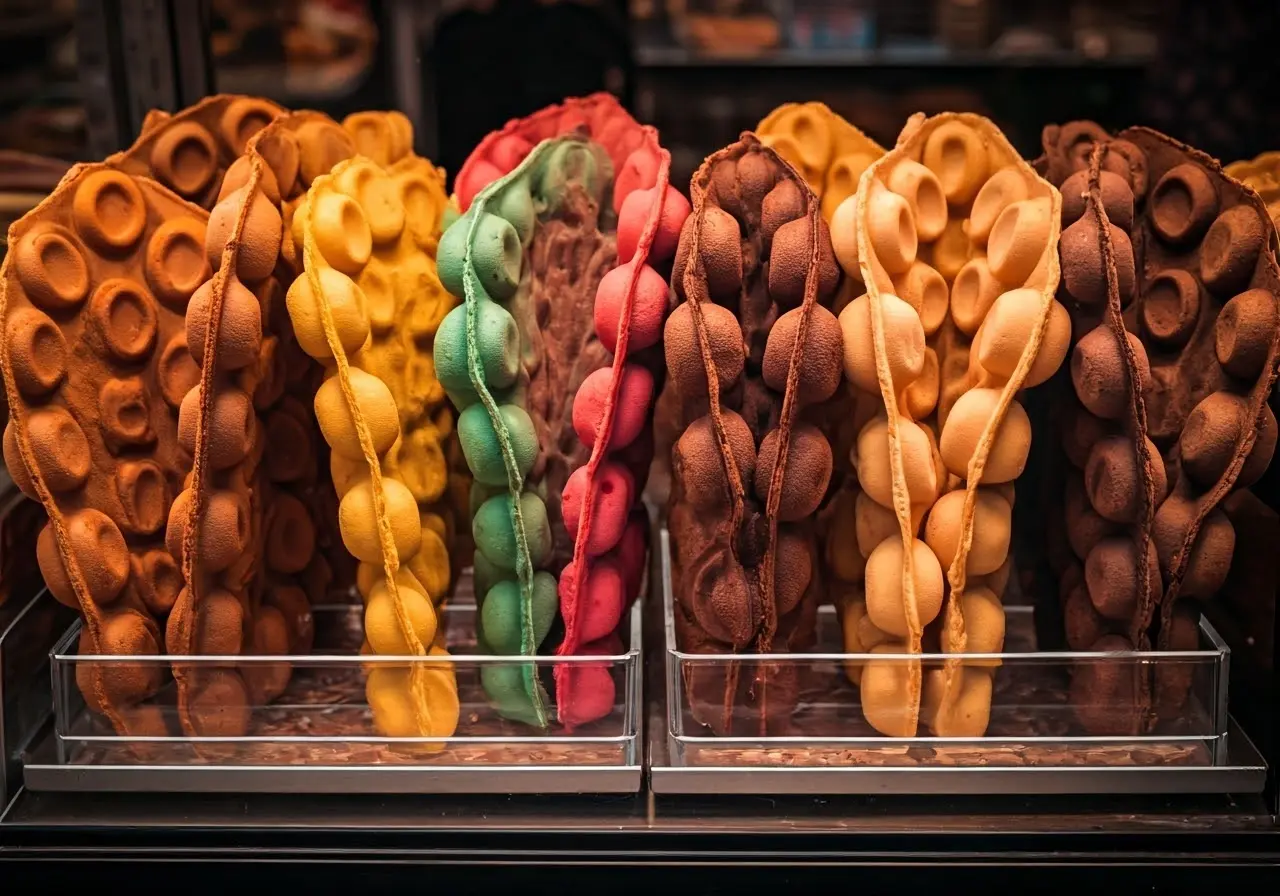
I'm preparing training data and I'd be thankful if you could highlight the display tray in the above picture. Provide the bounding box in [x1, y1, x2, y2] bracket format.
[22, 573, 643, 794]
[653, 530, 1266, 795]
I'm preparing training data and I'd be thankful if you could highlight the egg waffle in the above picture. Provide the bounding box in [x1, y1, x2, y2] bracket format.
[292, 146, 461, 741]
[1226, 152, 1280, 228]
[2, 164, 210, 736]
[438, 94, 687, 728]
[833, 112, 1068, 738]
[106, 94, 283, 208]
[756, 102, 886, 225]
[1041, 123, 1280, 732]
[666, 134, 842, 736]
[159, 109, 373, 737]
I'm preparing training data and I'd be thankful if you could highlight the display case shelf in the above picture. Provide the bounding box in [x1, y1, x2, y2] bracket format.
[22, 575, 643, 795]
[653, 530, 1266, 795]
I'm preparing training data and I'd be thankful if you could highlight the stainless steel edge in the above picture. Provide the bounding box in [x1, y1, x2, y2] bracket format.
[648, 717, 1266, 796]
[22, 762, 642, 795]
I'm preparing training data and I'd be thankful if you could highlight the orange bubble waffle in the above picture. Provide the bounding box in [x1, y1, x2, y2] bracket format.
[438, 94, 687, 728]
[106, 95, 282, 208]
[1040, 123, 1280, 732]
[292, 142, 461, 740]
[1226, 152, 1280, 228]
[2, 164, 209, 736]
[832, 113, 1069, 738]
[158, 108, 373, 737]
[666, 134, 842, 736]
[756, 102, 886, 224]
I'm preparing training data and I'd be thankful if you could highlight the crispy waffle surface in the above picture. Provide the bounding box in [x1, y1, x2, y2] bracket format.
[436, 94, 688, 729]
[666, 134, 843, 736]
[832, 112, 1070, 738]
[1040, 122, 1280, 734]
[291, 137, 462, 740]
[106, 95, 283, 209]
[1, 164, 210, 737]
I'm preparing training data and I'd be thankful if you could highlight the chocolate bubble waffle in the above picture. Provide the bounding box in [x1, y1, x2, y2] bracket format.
[756, 102, 885, 225]
[1226, 152, 1280, 228]
[292, 146, 461, 741]
[106, 95, 283, 208]
[832, 112, 1069, 738]
[1, 164, 210, 736]
[438, 94, 687, 729]
[1040, 123, 1280, 733]
[666, 134, 843, 736]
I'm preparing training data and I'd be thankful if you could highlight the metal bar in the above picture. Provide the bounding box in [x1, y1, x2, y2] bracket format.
[75, 0, 131, 156]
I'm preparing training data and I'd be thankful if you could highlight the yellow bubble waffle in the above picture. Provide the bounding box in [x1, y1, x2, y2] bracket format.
[107, 94, 283, 207]
[831, 112, 1069, 738]
[757, 102, 886, 224]
[292, 144, 460, 740]
[2, 164, 209, 737]
[1226, 152, 1280, 227]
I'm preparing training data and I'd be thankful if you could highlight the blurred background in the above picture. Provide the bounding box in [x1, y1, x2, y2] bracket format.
[2, 0, 1278, 192]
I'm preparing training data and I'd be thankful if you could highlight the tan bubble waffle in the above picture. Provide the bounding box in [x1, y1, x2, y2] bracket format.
[1226, 152, 1280, 228]
[1041, 123, 1280, 733]
[666, 134, 843, 735]
[2, 164, 210, 736]
[107, 95, 283, 208]
[292, 142, 461, 740]
[832, 112, 1069, 738]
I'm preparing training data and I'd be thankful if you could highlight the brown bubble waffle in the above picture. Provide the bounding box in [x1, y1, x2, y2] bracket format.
[106, 95, 283, 208]
[1041, 123, 1280, 733]
[832, 112, 1069, 738]
[292, 145, 461, 740]
[1226, 152, 1280, 228]
[1, 164, 211, 736]
[666, 134, 842, 736]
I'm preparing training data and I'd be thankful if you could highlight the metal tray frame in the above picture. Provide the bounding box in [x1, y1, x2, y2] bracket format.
[22, 575, 645, 796]
[652, 530, 1267, 795]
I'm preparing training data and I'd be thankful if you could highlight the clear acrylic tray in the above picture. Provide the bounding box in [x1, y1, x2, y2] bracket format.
[652, 530, 1265, 795]
[23, 572, 643, 794]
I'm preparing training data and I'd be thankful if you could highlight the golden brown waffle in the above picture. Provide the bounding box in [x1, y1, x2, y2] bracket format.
[291, 143, 460, 739]
[1041, 123, 1280, 733]
[832, 113, 1069, 737]
[666, 134, 842, 735]
[2, 164, 209, 736]
[107, 95, 282, 208]
[160, 109, 366, 737]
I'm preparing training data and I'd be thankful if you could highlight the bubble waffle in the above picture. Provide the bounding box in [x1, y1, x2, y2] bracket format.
[292, 145, 461, 740]
[665, 133, 841, 735]
[2, 164, 209, 736]
[1040, 123, 1280, 732]
[107, 95, 283, 207]
[158, 110, 369, 737]
[440, 94, 686, 728]
[756, 102, 886, 224]
[1226, 152, 1280, 228]
[832, 112, 1068, 737]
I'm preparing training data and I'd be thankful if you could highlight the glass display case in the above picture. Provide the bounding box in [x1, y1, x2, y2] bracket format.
[1, 0, 1279, 886]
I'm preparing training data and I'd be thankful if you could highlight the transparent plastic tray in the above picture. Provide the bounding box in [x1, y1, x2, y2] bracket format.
[653, 530, 1265, 795]
[23, 572, 643, 794]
